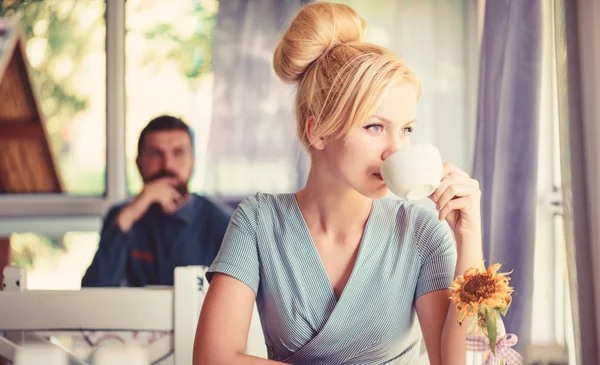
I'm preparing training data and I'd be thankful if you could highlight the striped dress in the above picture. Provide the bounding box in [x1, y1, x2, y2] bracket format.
[206, 192, 457, 364]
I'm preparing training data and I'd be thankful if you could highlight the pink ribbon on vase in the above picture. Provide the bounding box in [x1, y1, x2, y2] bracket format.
[466, 333, 524, 365]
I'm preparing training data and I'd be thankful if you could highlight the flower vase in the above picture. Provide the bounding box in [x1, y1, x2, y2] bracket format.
[466, 312, 506, 365]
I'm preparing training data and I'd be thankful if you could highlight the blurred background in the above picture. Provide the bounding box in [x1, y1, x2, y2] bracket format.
[1, 0, 599, 364]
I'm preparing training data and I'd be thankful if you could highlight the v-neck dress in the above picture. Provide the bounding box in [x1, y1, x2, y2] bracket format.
[206, 192, 457, 364]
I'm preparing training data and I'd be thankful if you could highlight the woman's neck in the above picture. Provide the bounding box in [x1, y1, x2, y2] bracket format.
[295, 163, 373, 237]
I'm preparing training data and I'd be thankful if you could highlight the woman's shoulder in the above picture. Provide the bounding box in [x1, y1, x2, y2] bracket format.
[237, 192, 295, 211]
[233, 192, 296, 224]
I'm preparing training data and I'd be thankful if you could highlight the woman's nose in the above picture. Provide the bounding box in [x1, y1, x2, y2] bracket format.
[381, 136, 410, 161]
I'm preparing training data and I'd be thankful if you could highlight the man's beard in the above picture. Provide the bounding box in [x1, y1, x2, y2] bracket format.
[146, 170, 189, 195]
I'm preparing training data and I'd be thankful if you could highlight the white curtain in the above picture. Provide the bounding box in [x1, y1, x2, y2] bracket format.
[204, 0, 310, 199]
[334, 0, 478, 172]
[556, 0, 600, 364]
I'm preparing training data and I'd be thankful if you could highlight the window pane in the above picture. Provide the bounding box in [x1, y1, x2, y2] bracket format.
[1, 0, 107, 196]
[10, 232, 99, 290]
[125, 0, 218, 194]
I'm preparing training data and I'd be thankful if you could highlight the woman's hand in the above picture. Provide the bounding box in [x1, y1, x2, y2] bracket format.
[429, 163, 482, 239]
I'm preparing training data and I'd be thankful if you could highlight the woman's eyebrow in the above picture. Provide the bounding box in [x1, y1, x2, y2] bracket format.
[371, 115, 417, 127]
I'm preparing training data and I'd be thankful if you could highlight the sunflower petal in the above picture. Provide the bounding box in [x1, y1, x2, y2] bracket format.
[457, 311, 466, 325]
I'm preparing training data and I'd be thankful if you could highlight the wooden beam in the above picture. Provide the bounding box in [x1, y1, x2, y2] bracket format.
[0, 237, 10, 288]
[0, 123, 44, 139]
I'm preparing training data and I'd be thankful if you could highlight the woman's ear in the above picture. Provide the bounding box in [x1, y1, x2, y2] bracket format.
[305, 116, 325, 150]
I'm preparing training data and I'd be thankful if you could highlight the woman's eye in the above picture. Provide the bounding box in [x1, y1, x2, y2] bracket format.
[401, 126, 414, 135]
[365, 124, 384, 133]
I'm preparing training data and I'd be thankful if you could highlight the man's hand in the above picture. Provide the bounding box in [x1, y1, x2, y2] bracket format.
[116, 177, 184, 231]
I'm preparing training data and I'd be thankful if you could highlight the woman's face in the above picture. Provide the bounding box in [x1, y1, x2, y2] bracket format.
[319, 81, 418, 199]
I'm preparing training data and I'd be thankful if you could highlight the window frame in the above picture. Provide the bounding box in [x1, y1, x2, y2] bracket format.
[0, 0, 126, 235]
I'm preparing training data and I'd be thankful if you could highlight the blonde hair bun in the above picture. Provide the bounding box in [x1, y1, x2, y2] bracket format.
[273, 2, 421, 149]
[273, 2, 367, 84]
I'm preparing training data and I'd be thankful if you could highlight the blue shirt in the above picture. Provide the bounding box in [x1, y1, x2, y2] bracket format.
[207, 193, 457, 364]
[82, 194, 231, 287]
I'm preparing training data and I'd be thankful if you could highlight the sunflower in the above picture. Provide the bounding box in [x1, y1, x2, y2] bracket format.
[449, 263, 513, 326]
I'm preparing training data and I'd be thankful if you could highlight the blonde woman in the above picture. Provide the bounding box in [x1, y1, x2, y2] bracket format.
[194, 2, 482, 364]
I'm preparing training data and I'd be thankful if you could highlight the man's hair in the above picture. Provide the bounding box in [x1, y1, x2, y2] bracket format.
[137, 115, 194, 155]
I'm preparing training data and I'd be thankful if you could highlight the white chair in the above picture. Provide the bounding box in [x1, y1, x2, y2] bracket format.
[14, 344, 68, 365]
[92, 345, 149, 365]
[0, 265, 266, 364]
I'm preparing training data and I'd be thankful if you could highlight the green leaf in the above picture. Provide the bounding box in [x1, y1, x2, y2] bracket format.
[486, 307, 498, 354]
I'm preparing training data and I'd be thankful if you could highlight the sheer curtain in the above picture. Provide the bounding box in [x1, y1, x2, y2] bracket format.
[204, 0, 310, 199]
[472, 0, 543, 353]
[556, 0, 600, 364]
[337, 0, 476, 173]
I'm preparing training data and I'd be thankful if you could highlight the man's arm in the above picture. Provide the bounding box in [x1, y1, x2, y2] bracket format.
[81, 206, 134, 287]
[82, 177, 185, 287]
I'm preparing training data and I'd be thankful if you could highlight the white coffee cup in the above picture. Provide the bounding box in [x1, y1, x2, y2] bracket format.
[380, 144, 443, 200]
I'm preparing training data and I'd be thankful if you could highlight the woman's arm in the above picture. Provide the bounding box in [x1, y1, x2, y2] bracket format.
[416, 234, 483, 365]
[193, 273, 287, 365]
[417, 162, 484, 365]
